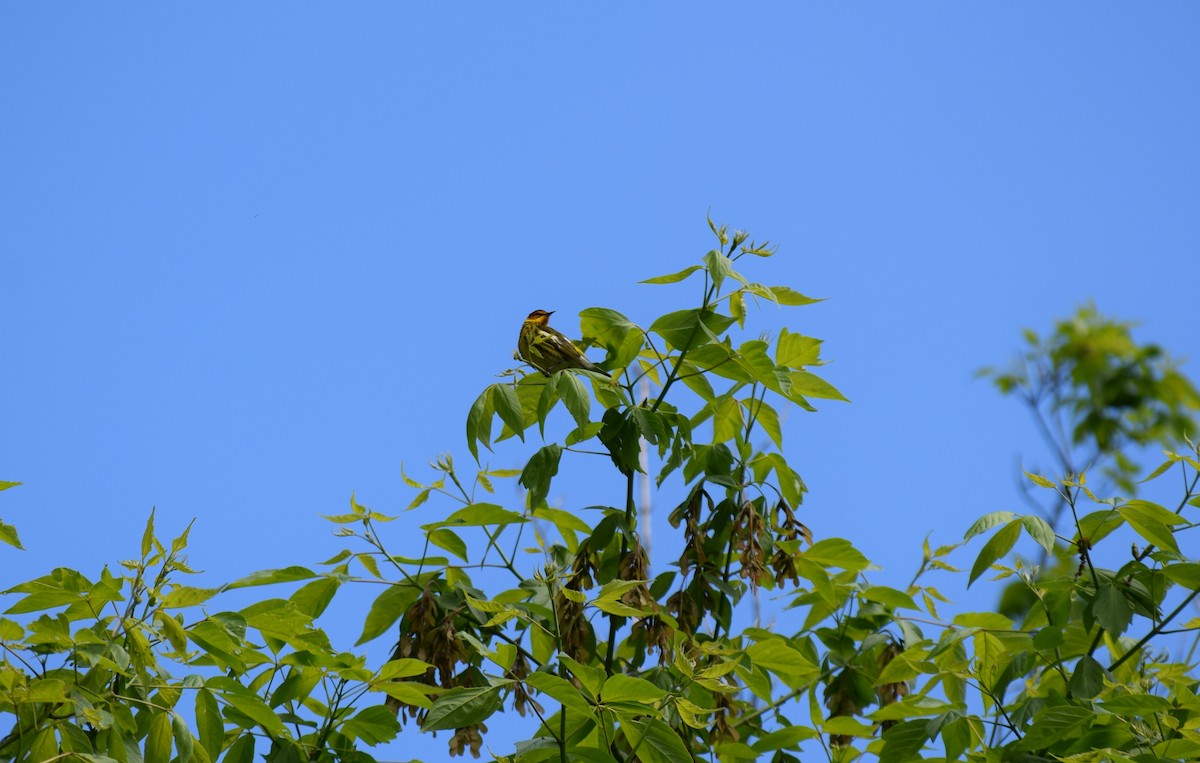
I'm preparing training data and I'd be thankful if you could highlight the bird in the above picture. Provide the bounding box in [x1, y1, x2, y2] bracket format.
[517, 309, 610, 377]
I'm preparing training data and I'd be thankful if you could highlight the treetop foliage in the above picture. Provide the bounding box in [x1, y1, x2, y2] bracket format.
[3, 221, 1199, 763]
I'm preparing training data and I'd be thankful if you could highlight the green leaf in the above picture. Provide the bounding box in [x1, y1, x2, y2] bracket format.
[465, 386, 494, 461]
[141, 510, 157, 560]
[355, 582, 421, 645]
[376, 658, 433, 682]
[963, 511, 1016, 542]
[226, 566, 317, 590]
[712, 396, 745, 443]
[1021, 515, 1057, 554]
[223, 735, 255, 763]
[729, 290, 746, 327]
[0, 480, 22, 492]
[433, 503, 526, 528]
[743, 398, 783, 450]
[580, 307, 643, 372]
[878, 720, 929, 763]
[1023, 470, 1057, 489]
[526, 671, 591, 711]
[787, 370, 848, 402]
[289, 577, 340, 619]
[746, 639, 818, 688]
[161, 586, 221, 609]
[195, 690, 223, 761]
[556, 372, 591, 428]
[861, 586, 919, 610]
[1119, 501, 1180, 552]
[602, 674, 667, 704]
[776, 329, 821, 368]
[804, 538, 869, 573]
[1100, 693, 1173, 715]
[767, 286, 821, 306]
[750, 725, 818, 752]
[0, 519, 23, 550]
[343, 705, 401, 746]
[619, 717, 691, 763]
[1091, 582, 1133, 636]
[1068, 655, 1107, 699]
[170, 711, 194, 763]
[968, 519, 1021, 587]
[640, 264, 702, 285]
[492, 383, 526, 440]
[223, 691, 286, 736]
[145, 711, 172, 763]
[421, 686, 504, 732]
[1163, 562, 1200, 589]
[269, 667, 321, 709]
[703, 249, 737, 294]
[649, 308, 735, 351]
[426, 528, 468, 561]
[519, 444, 562, 506]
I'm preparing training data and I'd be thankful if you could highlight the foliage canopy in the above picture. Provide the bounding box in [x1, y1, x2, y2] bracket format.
[3, 221, 1199, 763]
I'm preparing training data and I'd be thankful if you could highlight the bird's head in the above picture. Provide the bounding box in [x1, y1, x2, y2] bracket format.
[525, 309, 554, 325]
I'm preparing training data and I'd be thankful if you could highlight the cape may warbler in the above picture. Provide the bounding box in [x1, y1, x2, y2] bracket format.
[517, 309, 609, 377]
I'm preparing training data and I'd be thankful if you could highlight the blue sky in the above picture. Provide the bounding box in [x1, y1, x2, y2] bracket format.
[3, 4, 1198, 759]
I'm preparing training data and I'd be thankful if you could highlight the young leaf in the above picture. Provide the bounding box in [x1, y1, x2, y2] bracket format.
[639, 264, 702, 285]
[968, 520, 1021, 587]
[0, 519, 23, 550]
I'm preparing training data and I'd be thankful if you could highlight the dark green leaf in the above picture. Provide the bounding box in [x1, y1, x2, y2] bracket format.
[223, 735, 256, 763]
[1068, 655, 1106, 699]
[878, 719, 929, 763]
[619, 717, 691, 763]
[519, 445, 562, 505]
[466, 387, 494, 461]
[421, 686, 504, 732]
[1091, 582, 1133, 636]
